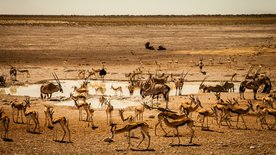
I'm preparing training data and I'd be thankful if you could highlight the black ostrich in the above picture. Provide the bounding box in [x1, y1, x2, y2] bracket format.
[157, 45, 166, 51]
[145, 42, 155, 50]
[99, 68, 107, 80]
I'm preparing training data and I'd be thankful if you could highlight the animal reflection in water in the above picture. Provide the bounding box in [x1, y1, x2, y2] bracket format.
[9, 86, 17, 94]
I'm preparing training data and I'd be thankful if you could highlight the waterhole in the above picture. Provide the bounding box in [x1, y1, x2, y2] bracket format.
[0, 80, 239, 109]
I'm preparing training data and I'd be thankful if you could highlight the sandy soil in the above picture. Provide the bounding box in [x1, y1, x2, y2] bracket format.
[0, 22, 276, 154]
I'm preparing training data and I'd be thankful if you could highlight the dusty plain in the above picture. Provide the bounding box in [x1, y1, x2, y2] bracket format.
[0, 15, 276, 154]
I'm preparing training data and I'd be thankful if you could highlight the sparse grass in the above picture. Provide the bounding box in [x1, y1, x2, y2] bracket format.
[1, 15, 276, 26]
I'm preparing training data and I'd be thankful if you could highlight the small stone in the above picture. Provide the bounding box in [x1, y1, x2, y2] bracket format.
[250, 146, 256, 149]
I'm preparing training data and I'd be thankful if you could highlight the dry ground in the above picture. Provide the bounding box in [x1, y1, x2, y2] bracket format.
[0, 16, 276, 154]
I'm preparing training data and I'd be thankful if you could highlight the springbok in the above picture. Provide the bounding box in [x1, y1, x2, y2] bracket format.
[0, 107, 10, 139]
[172, 70, 190, 96]
[110, 122, 151, 150]
[10, 96, 30, 123]
[46, 108, 71, 143]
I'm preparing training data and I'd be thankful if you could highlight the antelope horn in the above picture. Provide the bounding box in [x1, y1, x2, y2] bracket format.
[226, 98, 232, 104]
[53, 73, 61, 85]
[183, 69, 191, 79]
[196, 96, 200, 102]
[189, 94, 195, 100]
[200, 76, 208, 86]
[245, 65, 253, 79]
[52, 73, 58, 82]
[255, 65, 262, 75]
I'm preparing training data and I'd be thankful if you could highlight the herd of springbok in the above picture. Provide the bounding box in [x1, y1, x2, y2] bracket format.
[0, 63, 275, 151]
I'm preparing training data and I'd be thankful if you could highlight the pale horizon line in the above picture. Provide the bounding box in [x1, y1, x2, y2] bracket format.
[1, 13, 276, 16]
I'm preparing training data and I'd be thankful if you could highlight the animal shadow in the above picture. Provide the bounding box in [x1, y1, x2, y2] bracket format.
[116, 148, 155, 152]
[201, 128, 224, 133]
[170, 143, 201, 147]
[91, 126, 99, 130]
[47, 126, 54, 129]
[131, 148, 155, 151]
[27, 130, 42, 134]
[2, 138, 13, 142]
[54, 140, 72, 143]
[163, 134, 186, 137]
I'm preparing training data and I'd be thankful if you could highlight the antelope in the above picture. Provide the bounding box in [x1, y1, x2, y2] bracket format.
[222, 81, 235, 92]
[167, 60, 173, 69]
[71, 94, 90, 121]
[44, 104, 54, 128]
[17, 69, 30, 78]
[199, 76, 227, 93]
[118, 109, 134, 123]
[95, 86, 106, 95]
[110, 122, 151, 150]
[154, 111, 187, 136]
[260, 108, 276, 129]
[239, 74, 272, 100]
[262, 95, 274, 109]
[127, 83, 135, 96]
[10, 96, 30, 123]
[154, 60, 161, 71]
[98, 95, 108, 109]
[12, 96, 40, 133]
[87, 103, 97, 129]
[127, 69, 143, 82]
[208, 57, 214, 65]
[230, 73, 237, 82]
[172, 70, 190, 96]
[197, 108, 218, 130]
[78, 70, 86, 79]
[162, 115, 194, 145]
[106, 100, 113, 125]
[174, 59, 179, 68]
[140, 75, 170, 109]
[40, 73, 63, 100]
[9, 66, 17, 81]
[87, 70, 97, 79]
[245, 65, 262, 80]
[198, 56, 204, 71]
[110, 85, 123, 96]
[0, 107, 10, 139]
[73, 80, 89, 96]
[214, 97, 240, 128]
[179, 95, 196, 107]
[24, 105, 40, 133]
[134, 105, 144, 121]
[212, 93, 227, 121]
[0, 74, 6, 86]
[46, 108, 71, 143]
[224, 100, 254, 129]
[179, 96, 203, 117]
[152, 75, 169, 85]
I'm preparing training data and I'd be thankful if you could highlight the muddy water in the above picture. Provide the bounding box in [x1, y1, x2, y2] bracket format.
[0, 80, 239, 109]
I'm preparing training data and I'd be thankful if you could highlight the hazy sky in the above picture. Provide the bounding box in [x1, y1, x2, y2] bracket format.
[0, 0, 276, 15]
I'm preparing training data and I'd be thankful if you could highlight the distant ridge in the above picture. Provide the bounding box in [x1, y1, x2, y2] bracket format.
[1, 14, 276, 26]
